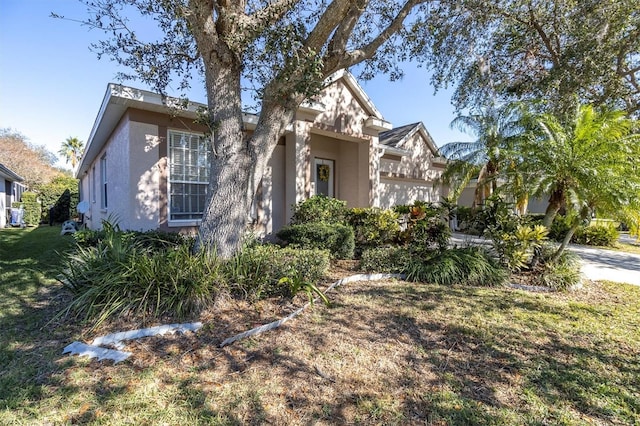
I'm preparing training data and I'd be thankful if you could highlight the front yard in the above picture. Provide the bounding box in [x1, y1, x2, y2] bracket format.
[1, 226, 639, 424]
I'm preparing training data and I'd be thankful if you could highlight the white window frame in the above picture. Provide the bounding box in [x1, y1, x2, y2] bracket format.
[91, 165, 96, 204]
[100, 154, 108, 210]
[167, 130, 211, 227]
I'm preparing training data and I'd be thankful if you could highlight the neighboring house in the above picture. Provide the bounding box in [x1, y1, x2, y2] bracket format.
[458, 180, 548, 215]
[0, 163, 25, 228]
[76, 70, 446, 235]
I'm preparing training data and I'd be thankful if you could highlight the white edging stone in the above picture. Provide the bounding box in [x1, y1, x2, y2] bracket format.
[63, 322, 202, 363]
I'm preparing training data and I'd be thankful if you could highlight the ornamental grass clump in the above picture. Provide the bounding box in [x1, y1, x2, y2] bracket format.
[405, 247, 509, 287]
[58, 221, 223, 330]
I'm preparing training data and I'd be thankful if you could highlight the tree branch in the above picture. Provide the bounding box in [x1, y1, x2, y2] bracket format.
[338, 0, 427, 70]
[527, 7, 560, 67]
[327, 0, 368, 53]
[240, 0, 302, 42]
[303, 0, 352, 53]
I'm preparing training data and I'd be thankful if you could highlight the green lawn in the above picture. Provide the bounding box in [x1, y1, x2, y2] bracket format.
[1, 226, 639, 425]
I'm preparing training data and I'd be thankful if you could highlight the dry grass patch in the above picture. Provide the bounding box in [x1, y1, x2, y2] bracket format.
[5, 276, 638, 425]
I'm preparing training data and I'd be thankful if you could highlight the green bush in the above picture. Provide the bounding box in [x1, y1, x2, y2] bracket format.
[277, 222, 355, 259]
[59, 225, 223, 330]
[488, 224, 549, 271]
[346, 207, 400, 248]
[573, 225, 619, 247]
[227, 244, 329, 299]
[360, 246, 413, 273]
[534, 245, 582, 290]
[405, 247, 509, 287]
[36, 175, 79, 223]
[549, 216, 620, 247]
[290, 195, 348, 225]
[410, 218, 451, 252]
[549, 216, 572, 241]
[12, 192, 40, 226]
[455, 206, 475, 232]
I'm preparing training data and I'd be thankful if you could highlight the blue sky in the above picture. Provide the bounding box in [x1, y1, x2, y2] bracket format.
[0, 0, 469, 170]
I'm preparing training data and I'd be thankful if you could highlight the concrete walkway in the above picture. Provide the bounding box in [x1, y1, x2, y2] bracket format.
[451, 233, 640, 286]
[568, 244, 640, 286]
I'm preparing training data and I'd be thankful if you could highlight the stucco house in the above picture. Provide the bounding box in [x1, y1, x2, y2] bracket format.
[1, 163, 25, 228]
[76, 70, 446, 235]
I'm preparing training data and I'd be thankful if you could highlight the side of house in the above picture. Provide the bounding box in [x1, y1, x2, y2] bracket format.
[76, 71, 447, 235]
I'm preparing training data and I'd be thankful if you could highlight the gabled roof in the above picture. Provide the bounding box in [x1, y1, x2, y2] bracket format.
[379, 121, 441, 157]
[323, 69, 385, 120]
[77, 84, 260, 177]
[0, 163, 23, 182]
[77, 70, 392, 178]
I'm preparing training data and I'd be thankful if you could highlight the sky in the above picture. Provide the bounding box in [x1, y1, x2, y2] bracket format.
[0, 0, 470, 171]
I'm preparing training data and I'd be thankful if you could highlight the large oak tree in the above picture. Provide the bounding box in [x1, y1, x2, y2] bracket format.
[421, 0, 640, 117]
[65, 0, 439, 257]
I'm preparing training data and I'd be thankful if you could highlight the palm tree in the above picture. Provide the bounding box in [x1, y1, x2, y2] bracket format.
[59, 137, 84, 169]
[514, 105, 640, 259]
[439, 104, 523, 207]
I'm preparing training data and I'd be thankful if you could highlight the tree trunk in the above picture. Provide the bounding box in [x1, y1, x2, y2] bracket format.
[551, 224, 578, 263]
[473, 164, 489, 209]
[193, 51, 299, 258]
[542, 188, 564, 228]
[194, 57, 250, 258]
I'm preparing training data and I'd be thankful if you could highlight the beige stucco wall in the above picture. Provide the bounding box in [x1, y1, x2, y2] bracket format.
[81, 115, 132, 230]
[129, 121, 160, 231]
[379, 178, 441, 208]
[313, 81, 373, 136]
[378, 130, 444, 208]
[379, 132, 441, 182]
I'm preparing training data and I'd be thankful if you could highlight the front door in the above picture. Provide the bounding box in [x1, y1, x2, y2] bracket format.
[314, 158, 334, 197]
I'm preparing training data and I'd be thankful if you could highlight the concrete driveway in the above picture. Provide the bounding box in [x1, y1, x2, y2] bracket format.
[568, 244, 640, 286]
[451, 233, 640, 286]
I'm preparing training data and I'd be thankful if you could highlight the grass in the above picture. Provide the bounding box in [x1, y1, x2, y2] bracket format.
[1, 227, 639, 424]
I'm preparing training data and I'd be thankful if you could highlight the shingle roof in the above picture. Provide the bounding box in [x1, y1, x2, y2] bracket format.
[0, 163, 23, 182]
[379, 122, 422, 148]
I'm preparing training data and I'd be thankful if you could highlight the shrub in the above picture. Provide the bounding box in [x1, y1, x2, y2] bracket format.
[226, 244, 329, 299]
[277, 222, 355, 259]
[454, 206, 475, 232]
[394, 200, 444, 219]
[290, 195, 348, 225]
[573, 224, 619, 247]
[12, 192, 40, 226]
[549, 215, 572, 241]
[346, 207, 400, 248]
[360, 246, 413, 273]
[405, 247, 509, 287]
[36, 175, 79, 223]
[550, 216, 620, 247]
[534, 244, 582, 290]
[489, 224, 549, 271]
[59, 225, 222, 330]
[410, 218, 451, 252]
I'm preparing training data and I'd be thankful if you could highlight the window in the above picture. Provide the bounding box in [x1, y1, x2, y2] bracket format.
[168, 130, 211, 221]
[100, 155, 108, 209]
[91, 165, 96, 203]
